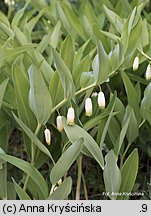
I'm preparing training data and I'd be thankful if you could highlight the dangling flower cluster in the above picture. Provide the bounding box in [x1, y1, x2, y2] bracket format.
[133, 56, 139, 71]
[84, 91, 106, 117]
[145, 64, 151, 81]
[44, 128, 51, 145]
[49, 91, 106, 140]
[4, 0, 15, 5]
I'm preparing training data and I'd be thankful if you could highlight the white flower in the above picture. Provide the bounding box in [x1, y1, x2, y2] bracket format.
[85, 98, 92, 116]
[91, 92, 98, 97]
[56, 116, 63, 132]
[54, 186, 58, 191]
[133, 56, 139, 71]
[4, 0, 15, 5]
[44, 128, 51, 145]
[145, 64, 151, 81]
[98, 92, 105, 109]
[58, 179, 62, 186]
[106, 78, 110, 83]
[67, 107, 75, 125]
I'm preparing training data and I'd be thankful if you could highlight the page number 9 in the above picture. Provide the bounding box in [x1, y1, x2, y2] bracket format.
[141, 204, 147, 212]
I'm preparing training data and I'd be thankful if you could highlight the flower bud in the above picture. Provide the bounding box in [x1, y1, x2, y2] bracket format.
[91, 92, 98, 97]
[67, 107, 75, 125]
[145, 64, 151, 81]
[98, 92, 105, 109]
[44, 128, 51, 145]
[58, 179, 62, 186]
[85, 98, 92, 116]
[54, 186, 58, 191]
[56, 116, 63, 132]
[4, 0, 15, 5]
[133, 56, 139, 71]
[106, 78, 110, 83]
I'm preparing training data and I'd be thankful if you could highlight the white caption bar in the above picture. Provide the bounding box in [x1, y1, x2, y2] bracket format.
[0, 200, 150, 216]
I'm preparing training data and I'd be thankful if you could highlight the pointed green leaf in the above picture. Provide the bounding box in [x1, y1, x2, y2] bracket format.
[60, 35, 74, 71]
[119, 149, 138, 200]
[50, 138, 83, 185]
[12, 62, 36, 131]
[28, 64, 52, 125]
[103, 150, 121, 200]
[0, 150, 48, 199]
[12, 113, 54, 163]
[62, 117, 104, 169]
[12, 178, 31, 200]
[52, 47, 75, 99]
[0, 78, 9, 109]
[122, 71, 141, 123]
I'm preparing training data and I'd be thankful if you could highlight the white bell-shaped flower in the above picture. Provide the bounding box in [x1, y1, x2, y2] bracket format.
[44, 128, 51, 145]
[67, 107, 75, 125]
[56, 116, 63, 132]
[85, 98, 93, 116]
[145, 64, 151, 81]
[98, 92, 105, 109]
[133, 56, 139, 71]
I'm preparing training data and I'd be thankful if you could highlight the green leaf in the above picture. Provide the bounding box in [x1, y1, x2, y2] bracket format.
[103, 5, 124, 33]
[52, 47, 75, 99]
[0, 78, 9, 109]
[122, 71, 141, 123]
[48, 177, 72, 200]
[114, 114, 131, 156]
[99, 92, 117, 147]
[0, 150, 48, 199]
[63, 3, 86, 40]
[124, 18, 142, 67]
[4, 44, 36, 61]
[83, 112, 110, 131]
[28, 9, 47, 33]
[93, 39, 112, 84]
[62, 117, 104, 170]
[141, 82, 151, 120]
[12, 113, 54, 163]
[80, 71, 95, 88]
[0, 163, 7, 199]
[49, 72, 64, 107]
[50, 138, 83, 185]
[119, 149, 138, 200]
[103, 150, 121, 200]
[73, 38, 91, 70]
[12, 178, 31, 200]
[73, 55, 92, 89]
[125, 106, 139, 144]
[12, 61, 36, 131]
[60, 35, 74, 71]
[7, 182, 16, 200]
[50, 21, 61, 49]
[28, 64, 52, 125]
[145, 109, 151, 127]
[0, 37, 12, 69]
[56, 1, 71, 34]
[11, 0, 30, 29]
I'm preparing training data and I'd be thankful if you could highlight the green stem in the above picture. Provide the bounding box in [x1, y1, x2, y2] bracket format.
[23, 124, 42, 191]
[81, 172, 88, 200]
[51, 83, 96, 114]
[76, 155, 82, 200]
[31, 124, 41, 165]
